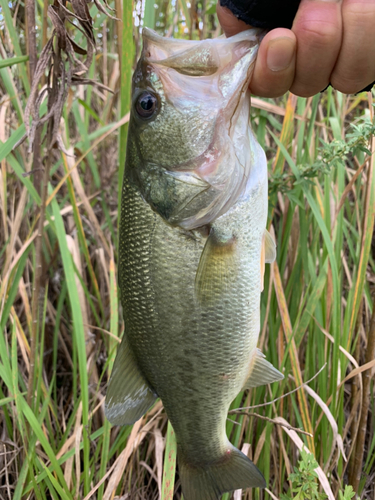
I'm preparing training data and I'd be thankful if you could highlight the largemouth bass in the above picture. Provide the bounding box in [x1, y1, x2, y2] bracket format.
[105, 28, 283, 500]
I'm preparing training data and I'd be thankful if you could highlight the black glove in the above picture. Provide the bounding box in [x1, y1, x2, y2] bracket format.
[219, 0, 300, 29]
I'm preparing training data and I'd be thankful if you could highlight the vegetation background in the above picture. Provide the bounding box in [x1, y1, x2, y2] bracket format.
[0, 0, 374, 498]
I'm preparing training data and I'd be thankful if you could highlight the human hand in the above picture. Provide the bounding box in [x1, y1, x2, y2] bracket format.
[217, 0, 375, 97]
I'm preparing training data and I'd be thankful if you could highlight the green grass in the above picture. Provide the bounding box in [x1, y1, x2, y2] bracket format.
[0, 0, 374, 499]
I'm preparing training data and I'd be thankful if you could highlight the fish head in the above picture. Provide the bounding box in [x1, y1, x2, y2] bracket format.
[126, 28, 262, 229]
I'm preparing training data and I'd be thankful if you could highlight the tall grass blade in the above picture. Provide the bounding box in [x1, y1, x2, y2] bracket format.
[0, 0, 30, 92]
[161, 420, 177, 500]
[50, 194, 90, 494]
[118, 0, 134, 211]
[144, 0, 156, 28]
[0, 55, 29, 69]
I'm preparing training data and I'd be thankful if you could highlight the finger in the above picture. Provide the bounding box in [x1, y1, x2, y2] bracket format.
[217, 5, 297, 97]
[216, 4, 250, 37]
[250, 29, 296, 97]
[331, 0, 375, 93]
[291, 0, 343, 97]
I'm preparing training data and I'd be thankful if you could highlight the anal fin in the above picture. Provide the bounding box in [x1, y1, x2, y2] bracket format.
[105, 336, 157, 425]
[242, 349, 284, 390]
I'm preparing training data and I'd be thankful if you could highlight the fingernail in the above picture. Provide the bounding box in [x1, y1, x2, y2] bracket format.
[267, 38, 295, 72]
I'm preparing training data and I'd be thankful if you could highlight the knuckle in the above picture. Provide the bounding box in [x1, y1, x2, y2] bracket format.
[331, 62, 375, 94]
[344, 2, 375, 23]
[291, 71, 329, 98]
[290, 82, 327, 98]
[292, 89, 314, 98]
[295, 20, 339, 48]
[291, 67, 330, 96]
[330, 76, 369, 94]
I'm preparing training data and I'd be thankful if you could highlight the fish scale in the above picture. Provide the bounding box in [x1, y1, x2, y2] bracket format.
[106, 28, 284, 500]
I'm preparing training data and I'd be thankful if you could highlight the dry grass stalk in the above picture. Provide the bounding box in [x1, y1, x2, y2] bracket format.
[25, 0, 43, 194]
[228, 411, 313, 437]
[25, 0, 38, 80]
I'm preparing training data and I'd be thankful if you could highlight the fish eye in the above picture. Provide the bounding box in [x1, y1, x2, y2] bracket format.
[135, 91, 158, 119]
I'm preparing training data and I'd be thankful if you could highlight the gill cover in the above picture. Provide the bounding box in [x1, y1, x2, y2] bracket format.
[126, 28, 262, 229]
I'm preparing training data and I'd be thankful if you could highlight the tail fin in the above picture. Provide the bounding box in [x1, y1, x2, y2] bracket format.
[178, 445, 265, 500]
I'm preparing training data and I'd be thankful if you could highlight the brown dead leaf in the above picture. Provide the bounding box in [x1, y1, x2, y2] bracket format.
[48, 5, 67, 49]
[67, 35, 87, 55]
[22, 0, 107, 154]
[70, 0, 94, 42]
[71, 77, 114, 93]
[24, 37, 54, 137]
[92, 0, 119, 20]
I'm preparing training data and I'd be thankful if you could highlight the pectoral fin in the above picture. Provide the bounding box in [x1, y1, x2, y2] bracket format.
[242, 349, 284, 390]
[260, 230, 276, 291]
[105, 336, 157, 425]
[195, 228, 238, 305]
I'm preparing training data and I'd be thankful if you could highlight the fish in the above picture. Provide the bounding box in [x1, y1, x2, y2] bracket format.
[105, 28, 284, 500]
